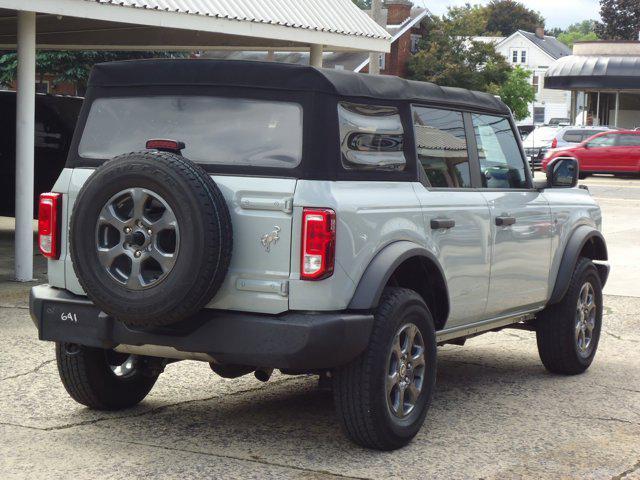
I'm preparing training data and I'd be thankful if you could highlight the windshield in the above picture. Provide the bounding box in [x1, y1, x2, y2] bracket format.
[523, 127, 559, 147]
[78, 96, 303, 168]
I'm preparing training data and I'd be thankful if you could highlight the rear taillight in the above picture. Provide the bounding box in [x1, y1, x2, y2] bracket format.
[551, 138, 558, 149]
[301, 208, 336, 281]
[38, 193, 61, 259]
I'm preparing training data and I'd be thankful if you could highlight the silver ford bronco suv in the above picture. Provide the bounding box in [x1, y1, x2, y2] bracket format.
[30, 59, 609, 451]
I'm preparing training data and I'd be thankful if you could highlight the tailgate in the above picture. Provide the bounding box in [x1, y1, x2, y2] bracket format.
[206, 176, 297, 314]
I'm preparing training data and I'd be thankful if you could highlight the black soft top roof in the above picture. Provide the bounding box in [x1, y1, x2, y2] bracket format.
[88, 59, 510, 115]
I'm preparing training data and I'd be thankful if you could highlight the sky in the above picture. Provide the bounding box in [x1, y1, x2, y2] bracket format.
[415, 0, 601, 29]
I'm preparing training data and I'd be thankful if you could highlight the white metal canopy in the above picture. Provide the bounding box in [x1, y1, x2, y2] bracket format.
[0, 0, 391, 281]
[0, 0, 391, 51]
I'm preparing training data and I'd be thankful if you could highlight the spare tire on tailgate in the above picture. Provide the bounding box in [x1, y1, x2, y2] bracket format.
[70, 151, 232, 327]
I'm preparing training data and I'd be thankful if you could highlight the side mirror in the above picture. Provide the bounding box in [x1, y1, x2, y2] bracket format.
[546, 158, 579, 188]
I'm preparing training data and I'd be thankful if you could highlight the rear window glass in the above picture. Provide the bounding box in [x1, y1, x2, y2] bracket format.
[78, 96, 303, 168]
[524, 127, 558, 143]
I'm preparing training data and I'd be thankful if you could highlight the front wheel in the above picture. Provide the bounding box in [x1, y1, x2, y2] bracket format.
[56, 343, 160, 410]
[333, 288, 437, 450]
[536, 258, 603, 375]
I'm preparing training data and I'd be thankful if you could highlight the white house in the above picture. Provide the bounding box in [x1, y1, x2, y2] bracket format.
[478, 28, 573, 125]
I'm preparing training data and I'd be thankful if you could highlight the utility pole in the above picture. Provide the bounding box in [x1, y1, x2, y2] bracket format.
[368, 0, 383, 75]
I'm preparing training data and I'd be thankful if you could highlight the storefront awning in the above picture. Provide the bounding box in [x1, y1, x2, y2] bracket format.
[546, 55, 640, 90]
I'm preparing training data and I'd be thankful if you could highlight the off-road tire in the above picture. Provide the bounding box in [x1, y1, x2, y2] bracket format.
[56, 342, 159, 410]
[70, 151, 232, 327]
[536, 257, 603, 375]
[333, 288, 437, 450]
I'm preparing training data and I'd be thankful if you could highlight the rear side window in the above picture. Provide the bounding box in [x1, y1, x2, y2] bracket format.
[78, 96, 303, 168]
[563, 130, 586, 143]
[412, 106, 471, 188]
[338, 102, 406, 172]
[472, 114, 528, 189]
[563, 129, 607, 143]
[588, 134, 617, 147]
[617, 134, 640, 146]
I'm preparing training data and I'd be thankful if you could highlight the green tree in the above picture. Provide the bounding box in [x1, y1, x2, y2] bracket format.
[595, 0, 640, 40]
[485, 0, 545, 36]
[547, 27, 565, 38]
[446, 3, 490, 36]
[491, 67, 536, 120]
[557, 20, 599, 47]
[0, 50, 185, 92]
[407, 17, 511, 92]
[351, 0, 371, 9]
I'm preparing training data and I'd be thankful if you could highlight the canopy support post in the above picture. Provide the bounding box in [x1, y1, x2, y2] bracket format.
[368, 0, 383, 75]
[310, 44, 323, 67]
[14, 10, 36, 282]
[614, 91, 620, 127]
[570, 91, 577, 125]
[596, 91, 601, 126]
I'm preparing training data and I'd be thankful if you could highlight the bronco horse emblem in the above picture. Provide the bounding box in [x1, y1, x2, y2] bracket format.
[260, 226, 281, 252]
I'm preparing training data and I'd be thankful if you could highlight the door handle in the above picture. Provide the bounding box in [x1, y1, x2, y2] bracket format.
[431, 218, 456, 230]
[495, 216, 516, 227]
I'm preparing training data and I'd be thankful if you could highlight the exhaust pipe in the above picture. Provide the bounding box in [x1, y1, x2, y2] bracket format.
[254, 368, 273, 382]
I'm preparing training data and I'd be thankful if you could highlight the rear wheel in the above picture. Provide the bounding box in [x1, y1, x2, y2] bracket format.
[333, 288, 437, 450]
[56, 343, 159, 410]
[536, 258, 603, 375]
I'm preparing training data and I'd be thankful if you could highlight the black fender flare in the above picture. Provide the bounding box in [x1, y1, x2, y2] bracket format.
[348, 241, 450, 313]
[548, 226, 608, 305]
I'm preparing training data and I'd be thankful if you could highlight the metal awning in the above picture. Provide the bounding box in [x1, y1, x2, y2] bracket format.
[546, 55, 640, 90]
[0, 0, 391, 281]
[0, 0, 391, 51]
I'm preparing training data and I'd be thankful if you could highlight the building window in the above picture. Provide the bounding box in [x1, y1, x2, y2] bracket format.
[511, 49, 519, 63]
[533, 107, 546, 124]
[411, 34, 421, 53]
[532, 74, 540, 95]
[379, 53, 386, 71]
[521, 50, 527, 64]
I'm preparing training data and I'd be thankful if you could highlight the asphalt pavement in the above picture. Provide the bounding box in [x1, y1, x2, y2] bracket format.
[0, 175, 639, 479]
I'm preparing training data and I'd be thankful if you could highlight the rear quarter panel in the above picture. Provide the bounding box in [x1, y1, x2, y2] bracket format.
[289, 180, 427, 311]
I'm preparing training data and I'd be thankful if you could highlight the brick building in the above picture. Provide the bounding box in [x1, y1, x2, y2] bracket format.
[359, 0, 429, 77]
[202, 1, 430, 77]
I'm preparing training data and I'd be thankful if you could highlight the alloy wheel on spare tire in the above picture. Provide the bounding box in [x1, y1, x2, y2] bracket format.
[70, 151, 232, 327]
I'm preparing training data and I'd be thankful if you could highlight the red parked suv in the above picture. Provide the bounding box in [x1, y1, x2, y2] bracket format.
[543, 130, 640, 177]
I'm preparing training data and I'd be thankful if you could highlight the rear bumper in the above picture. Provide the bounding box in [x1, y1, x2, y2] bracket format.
[29, 285, 374, 370]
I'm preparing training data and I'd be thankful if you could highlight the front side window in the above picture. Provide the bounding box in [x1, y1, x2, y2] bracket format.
[521, 50, 527, 64]
[339, 102, 406, 172]
[412, 106, 471, 188]
[473, 114, 528, 189]
[79, 96, 303, 168]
